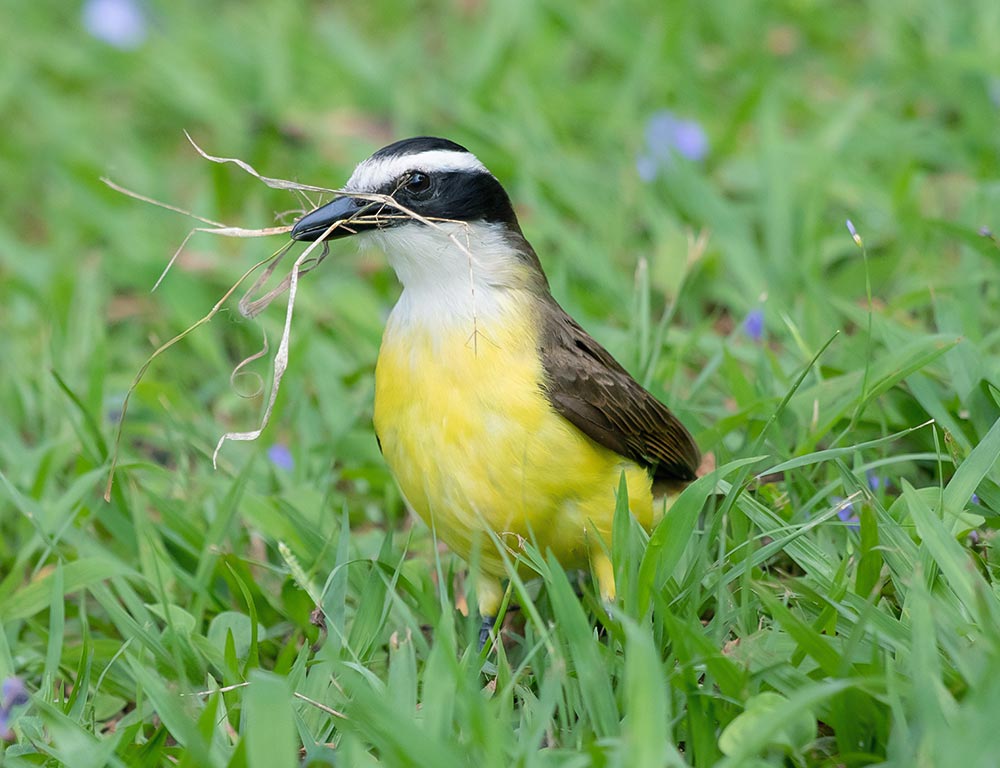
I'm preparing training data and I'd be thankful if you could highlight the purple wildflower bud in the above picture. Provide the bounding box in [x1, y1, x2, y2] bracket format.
[267, 444, 294, 471]
[968, 530, 981, 546]
[0, 678, 28, 740]
[669, 120, 709, 162]
[833, 497, 860, 531]
[978, 226, 993, 238]
[866, 471, 881, 491]
[1, 678, 27, 708]
[83, 0, 147, 49]
[742, 308, 764, 342]
[846, 219, 862, 247]
[645, 111, 706, 161]
[637, 110, 708, 181]
[971, 493, 980, 505]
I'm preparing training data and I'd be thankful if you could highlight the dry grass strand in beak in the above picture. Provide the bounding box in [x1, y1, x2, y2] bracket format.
[211, 221, 346, 468]
[238, 242, 329, 319]
[230, 328, 270, 399]
[184, 131, 336, 195]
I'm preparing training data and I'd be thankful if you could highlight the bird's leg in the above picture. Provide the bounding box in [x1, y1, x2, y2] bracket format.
[476, 573, 505, 652]
[478, 617, 495, 652]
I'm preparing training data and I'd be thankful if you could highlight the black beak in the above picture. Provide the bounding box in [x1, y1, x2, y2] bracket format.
[290, 196, 381, 242]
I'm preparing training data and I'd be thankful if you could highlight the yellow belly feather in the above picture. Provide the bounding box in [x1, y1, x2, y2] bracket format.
[373, 292, 655, 611]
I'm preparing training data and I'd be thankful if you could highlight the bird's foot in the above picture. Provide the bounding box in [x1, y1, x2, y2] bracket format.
[478, 616, 495, 652]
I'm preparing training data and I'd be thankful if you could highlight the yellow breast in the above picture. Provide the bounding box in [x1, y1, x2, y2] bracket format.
[372, 289, 655, 580]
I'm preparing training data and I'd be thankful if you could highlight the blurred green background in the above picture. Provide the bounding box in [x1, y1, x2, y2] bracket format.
[2, 0, 1000, 765]
[6, 0, 998, 501]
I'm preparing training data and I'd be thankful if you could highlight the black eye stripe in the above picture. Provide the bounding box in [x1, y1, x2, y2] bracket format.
[376, 170, 517, 227]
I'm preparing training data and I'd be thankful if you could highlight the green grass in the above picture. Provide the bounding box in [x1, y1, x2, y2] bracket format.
[2, 0, 1000, 765]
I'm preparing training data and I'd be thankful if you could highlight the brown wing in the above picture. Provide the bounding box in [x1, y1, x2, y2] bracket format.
[538, 298, 700, 485]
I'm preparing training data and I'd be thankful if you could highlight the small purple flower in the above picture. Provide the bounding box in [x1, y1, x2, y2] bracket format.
[636, 110, 708, 181]
[1, 677, 28, 740]
[742, 308, 764, 342]
[83, 0, 147, 49]
[866, 471, 882, 491]
[834, 497, 860, 531]
[846, 219, 862, 247]
[267, 443, 294, 471]
[1, 679, 27, 707]
[971, 493, 980, 505]
[978, 226, 993, 238]
[968, 530, 981, 546]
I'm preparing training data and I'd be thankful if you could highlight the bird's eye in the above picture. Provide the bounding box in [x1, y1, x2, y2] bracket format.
[405, 172, 431, 194]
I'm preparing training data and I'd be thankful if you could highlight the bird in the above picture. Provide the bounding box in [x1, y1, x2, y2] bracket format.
[291, 137, 700, 645]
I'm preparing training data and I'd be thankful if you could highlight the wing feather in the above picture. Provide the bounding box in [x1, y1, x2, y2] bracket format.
[538, 298, 700, 485]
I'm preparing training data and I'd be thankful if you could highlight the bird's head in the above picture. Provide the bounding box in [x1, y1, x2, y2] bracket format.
[291, 137, 544, 294]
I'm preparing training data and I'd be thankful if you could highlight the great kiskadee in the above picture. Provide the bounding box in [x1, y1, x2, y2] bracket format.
[291, 137, 700, 641]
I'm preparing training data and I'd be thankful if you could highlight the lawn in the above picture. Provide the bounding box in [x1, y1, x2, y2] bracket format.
[2, 0, 1000, 765]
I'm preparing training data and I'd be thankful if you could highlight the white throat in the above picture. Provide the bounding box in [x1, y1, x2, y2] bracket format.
[365, 221, 529, 330]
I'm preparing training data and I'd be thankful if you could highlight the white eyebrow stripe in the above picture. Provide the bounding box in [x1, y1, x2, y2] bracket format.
[346, 150, 490, 192]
